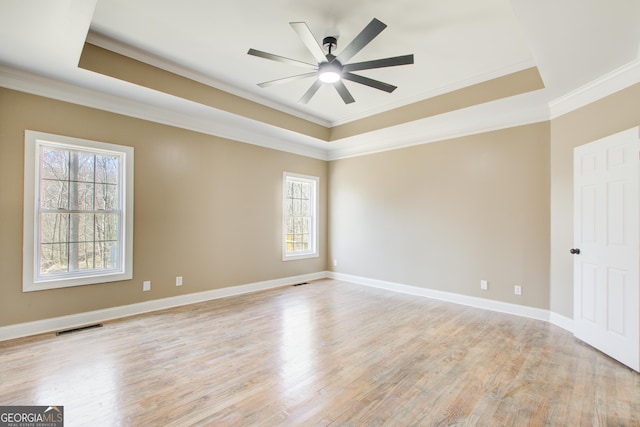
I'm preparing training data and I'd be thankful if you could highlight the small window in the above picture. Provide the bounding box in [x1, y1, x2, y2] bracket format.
[282, 172, 319, 261]
[23, 131, 134, 291]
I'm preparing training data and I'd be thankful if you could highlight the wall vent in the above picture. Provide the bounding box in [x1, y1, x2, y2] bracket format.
[56, 323, 103, 336]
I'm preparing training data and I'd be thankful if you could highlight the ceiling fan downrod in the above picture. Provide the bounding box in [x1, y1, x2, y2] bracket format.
[323, 36, 337, 60]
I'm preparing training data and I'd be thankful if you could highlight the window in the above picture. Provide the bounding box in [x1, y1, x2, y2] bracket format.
[282, 172, 319, 261]
[23, 131, 133, 291]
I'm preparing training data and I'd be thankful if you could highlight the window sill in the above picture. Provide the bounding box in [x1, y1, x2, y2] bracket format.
[282, 252, 319, 262]
[23, 271, 132, 292]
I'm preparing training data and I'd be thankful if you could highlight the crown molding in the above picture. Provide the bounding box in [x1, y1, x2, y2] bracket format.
[549, 59, 640, 119]
[327, 91, 551, 160]
[86, 31, 333, 128]
[329, 59, 539, 127]
[1, 63, 551, 162]
[86, 32, 541, 130]
[0, 65, 329, 160]
[4, 56, 638, 162]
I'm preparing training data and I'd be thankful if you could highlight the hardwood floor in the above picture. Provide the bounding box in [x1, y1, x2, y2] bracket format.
[1, 279, 639, 426]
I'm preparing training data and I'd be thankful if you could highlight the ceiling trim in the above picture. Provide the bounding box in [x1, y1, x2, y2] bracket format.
[326, 92, 551, 160]
[329, 67, 545, 141]
[80, 41, 545, 144]
[549, 58, 640, 119]
[0, 65, 329, 160]
[87, 31, 541, 130]
[86, 31, 333, 128]
[79, 42, 331, 142]
[330, 59, 538, 127]
[2, 55, 639, 161]
[321, 53, 640, 159]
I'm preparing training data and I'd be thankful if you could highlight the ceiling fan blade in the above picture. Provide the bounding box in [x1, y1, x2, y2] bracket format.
[290, 22, 328, 64]
[258, 72, 318, 88]
[342, 72, 397, 93]
[333, 80, 355, 104]
[247, 48, 317, 69]
[343, 54, 414, 72]
[335, 18, 387, 64]
[299, 79, 323, 104]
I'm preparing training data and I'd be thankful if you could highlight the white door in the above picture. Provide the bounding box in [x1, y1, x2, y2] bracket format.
[573, 126, 640, 372]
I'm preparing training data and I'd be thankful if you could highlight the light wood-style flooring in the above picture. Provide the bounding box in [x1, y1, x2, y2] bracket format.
[1, 279, 639, 426]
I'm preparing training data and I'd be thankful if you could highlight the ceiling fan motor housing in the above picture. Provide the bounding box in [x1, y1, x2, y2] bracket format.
[322, 36, 338, 55]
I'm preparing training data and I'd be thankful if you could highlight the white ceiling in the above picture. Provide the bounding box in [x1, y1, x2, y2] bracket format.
[1, 0, 640, 157]
[88, 0, 536, 126]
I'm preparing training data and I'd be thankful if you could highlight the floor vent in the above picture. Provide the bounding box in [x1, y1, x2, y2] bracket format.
[292, 282, 309, 287]
[56, 323, 103, 336]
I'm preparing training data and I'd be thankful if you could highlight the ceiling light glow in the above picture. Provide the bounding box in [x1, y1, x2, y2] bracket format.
[319, 71, 341, 83]
[318, 62, 342, 83]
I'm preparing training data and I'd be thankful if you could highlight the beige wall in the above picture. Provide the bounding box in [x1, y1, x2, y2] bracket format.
[0, 88, 327, 327]
[328, 123, 551, 309]
[3, 80, 639, 329]
[549, 83, 640, 318]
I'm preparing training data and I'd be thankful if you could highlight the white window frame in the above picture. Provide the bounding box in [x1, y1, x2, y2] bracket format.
[282, 172, 319, 261]
[23, 130, 134, 292]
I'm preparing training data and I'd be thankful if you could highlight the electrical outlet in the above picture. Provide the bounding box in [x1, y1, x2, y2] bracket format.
[333, 259, 338, 267]
[514, 285, 522, 295]
[143, 280, 151, 292]
[480, 280, 488, 290]
[176, 276, 183, 287]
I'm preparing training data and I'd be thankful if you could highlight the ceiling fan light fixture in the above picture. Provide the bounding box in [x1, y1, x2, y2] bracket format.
[318, 61, 342, 83]
[248, 18, 414, 104]
[319, 70, 341, 83]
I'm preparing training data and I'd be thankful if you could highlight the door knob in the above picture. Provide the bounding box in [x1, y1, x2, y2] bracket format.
[570, 248, 581, 255]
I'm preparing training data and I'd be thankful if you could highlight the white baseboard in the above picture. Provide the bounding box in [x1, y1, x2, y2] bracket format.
[549, 311, 575, 333]
[1, 271, 575, 342]
[0, 271, 330, 342]
[330, 272, 552, 322]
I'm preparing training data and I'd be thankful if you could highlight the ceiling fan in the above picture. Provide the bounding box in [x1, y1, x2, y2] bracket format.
[247, 18, 414, 104]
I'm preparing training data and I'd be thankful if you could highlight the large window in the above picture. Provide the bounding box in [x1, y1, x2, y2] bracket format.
[23, 131, 134, 292]
[282, 172, 319, 261]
